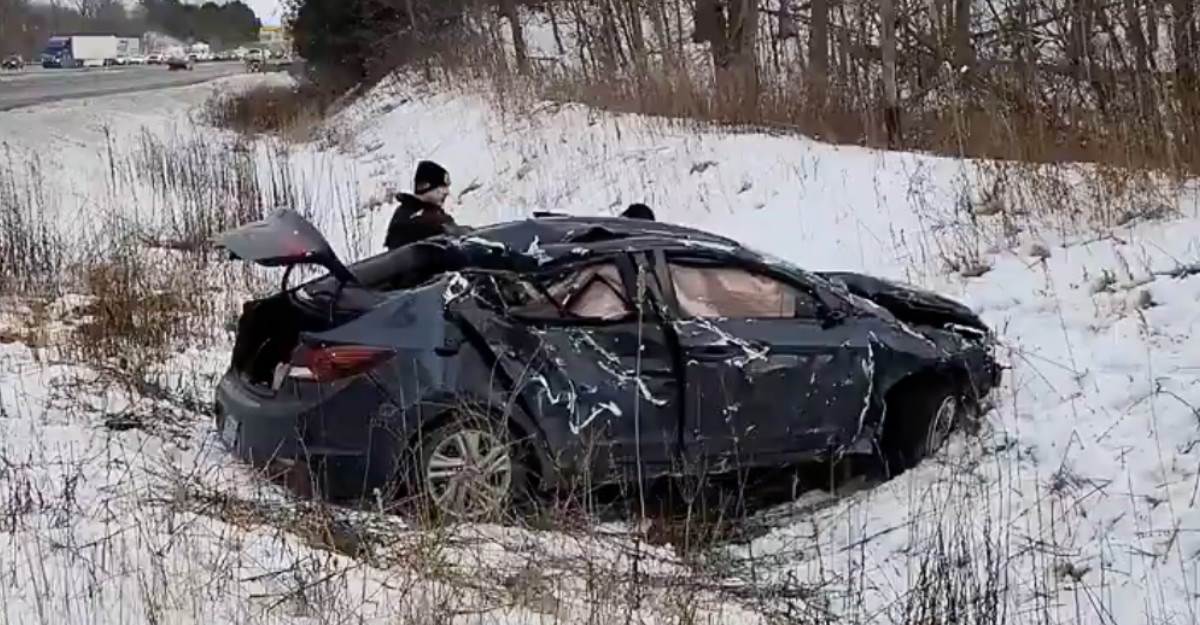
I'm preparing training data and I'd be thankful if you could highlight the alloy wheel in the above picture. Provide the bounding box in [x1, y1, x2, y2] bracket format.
[423, 428, 513, 521]
[923, 395, 959, 455]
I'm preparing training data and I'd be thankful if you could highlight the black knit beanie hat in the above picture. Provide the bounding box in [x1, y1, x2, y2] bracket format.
[622, 203, 656, 220]
[414, 160, 450, 194]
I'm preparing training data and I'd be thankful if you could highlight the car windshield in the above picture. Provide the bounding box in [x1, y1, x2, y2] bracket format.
[735, 243, 895, 316]
[740, 243, 831, 285]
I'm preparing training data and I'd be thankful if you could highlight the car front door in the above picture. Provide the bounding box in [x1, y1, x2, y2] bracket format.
[650, 252, 875, 472]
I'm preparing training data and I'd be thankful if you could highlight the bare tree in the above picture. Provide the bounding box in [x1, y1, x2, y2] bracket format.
[692, 0, 758, 106]
[498, 0, 528, 72]
[881, 0, 900, 146]
[808, 0, 830, 106]
[1172, 0, 1199, 158]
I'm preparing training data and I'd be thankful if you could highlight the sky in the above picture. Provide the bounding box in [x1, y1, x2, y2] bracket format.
[31, 0, 285, 27]
[242, 0, 283, 26]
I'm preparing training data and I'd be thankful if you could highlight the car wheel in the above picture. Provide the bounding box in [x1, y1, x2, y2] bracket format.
[416, 418, 525, 522]
[881, 382, 961, 474]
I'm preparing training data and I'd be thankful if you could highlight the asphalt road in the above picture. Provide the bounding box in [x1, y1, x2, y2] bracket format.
[0, 63, 247, 112]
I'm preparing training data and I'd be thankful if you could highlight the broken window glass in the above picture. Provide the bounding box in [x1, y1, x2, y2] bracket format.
[515, 263, 633, 320]
[557, 263, 630, 320]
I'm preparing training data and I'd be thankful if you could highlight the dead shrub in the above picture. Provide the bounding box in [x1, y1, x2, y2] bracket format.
[201, 83, 340, 140]
[0, 152, 65, 297]
[63, 251, 202, 380]
[127, 128, 300, 254]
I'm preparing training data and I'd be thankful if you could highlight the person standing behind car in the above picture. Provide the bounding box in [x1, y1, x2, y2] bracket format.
[621, 203, 656, 220]
[384, 160, 461, 250]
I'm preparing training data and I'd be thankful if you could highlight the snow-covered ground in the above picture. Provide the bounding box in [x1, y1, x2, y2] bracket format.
[3, 71, 1200, 624]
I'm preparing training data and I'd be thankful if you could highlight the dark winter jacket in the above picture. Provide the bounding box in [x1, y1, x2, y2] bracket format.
[384, 193, 461, 250]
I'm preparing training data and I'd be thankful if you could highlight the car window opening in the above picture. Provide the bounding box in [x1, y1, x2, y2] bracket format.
[668, 263, 817, 319]
[508, 263, 634, 321]
[565, 277, 629, 319]
[552, 263, 633, 320]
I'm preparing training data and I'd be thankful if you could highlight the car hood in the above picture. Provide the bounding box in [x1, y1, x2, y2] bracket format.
[817, 271, 989, 332]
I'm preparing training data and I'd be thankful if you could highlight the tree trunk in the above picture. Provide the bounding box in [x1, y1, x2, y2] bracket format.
[648, 0, 679, 73]
[808, 0, 830, 107]
[1149, 0, 1162, 70]
[693, 0, 722, 44]
[953, 0, 972, 69]
[1173, 0, 1199, 164]
[1015, 0, 1035, 104]
[499, 0, 528, 73]
[729, 0, 759, 93]
[881, 0, 900, 147]
[704, 0, 757, 113]
[1124, 0, 1153, 120]
[597, 0, 626, 72]
[619, 0, 648, 75]
[566, 0, 595, 80]
[545, 0, 567, 56]
[1125, 0, 1151, 74]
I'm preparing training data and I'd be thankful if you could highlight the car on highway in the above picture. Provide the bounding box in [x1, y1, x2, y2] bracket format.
[147, 53, 163, 65]
[166, 55, 194, 71]
[212, 209, 1002, 521]
[1, 55, 22, 71]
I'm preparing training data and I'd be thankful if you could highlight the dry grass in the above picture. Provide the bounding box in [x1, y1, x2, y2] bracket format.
[200, 83, 344, 141]
[0, 152, 66, 297]
[64, 255, 203, 381]
[391, 7, 1196, 235]
[0, 126, 290, 384]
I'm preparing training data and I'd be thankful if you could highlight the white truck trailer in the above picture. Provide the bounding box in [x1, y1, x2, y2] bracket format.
[41, 35, 119, 68]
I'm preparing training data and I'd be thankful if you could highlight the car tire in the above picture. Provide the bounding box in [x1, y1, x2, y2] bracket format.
[411, 414, 529, 523]
[880, 381, 961, 474]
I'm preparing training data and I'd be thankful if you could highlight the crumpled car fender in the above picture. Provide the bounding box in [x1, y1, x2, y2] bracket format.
[819, 271, 989, 331]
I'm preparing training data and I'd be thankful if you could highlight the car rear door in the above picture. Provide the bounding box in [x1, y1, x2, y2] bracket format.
[478, 255, 682, 477]
[649, 251, 875, 471]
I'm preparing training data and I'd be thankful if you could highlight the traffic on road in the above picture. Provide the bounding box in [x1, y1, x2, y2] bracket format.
[0, 62, 252, 112]
[0, 29, 299, 112]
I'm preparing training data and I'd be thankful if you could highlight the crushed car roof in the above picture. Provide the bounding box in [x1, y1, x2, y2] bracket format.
[441, 214, 747, 270]
[465, 214, 741, 252]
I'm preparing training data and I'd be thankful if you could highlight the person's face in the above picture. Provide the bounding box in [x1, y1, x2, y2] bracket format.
[426, 185, 450, 206]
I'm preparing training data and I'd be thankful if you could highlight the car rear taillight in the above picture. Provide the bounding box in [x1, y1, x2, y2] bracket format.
[287, 344, 394, 382]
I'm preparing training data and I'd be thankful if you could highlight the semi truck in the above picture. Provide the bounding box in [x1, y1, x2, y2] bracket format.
[41, 35, 119, 68]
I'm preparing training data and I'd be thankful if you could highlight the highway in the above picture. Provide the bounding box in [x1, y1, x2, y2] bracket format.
[0, 62, 248, 111]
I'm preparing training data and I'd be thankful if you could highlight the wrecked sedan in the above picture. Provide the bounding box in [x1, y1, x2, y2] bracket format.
[214, 209, 1001, 520]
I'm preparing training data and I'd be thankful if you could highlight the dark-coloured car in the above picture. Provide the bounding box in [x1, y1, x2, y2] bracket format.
[1, 55, 23, 71]
[166, 55, 194, 71]
[213, 209, 1002, 520]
